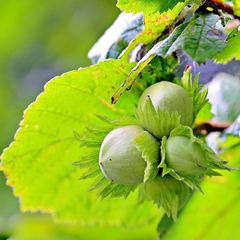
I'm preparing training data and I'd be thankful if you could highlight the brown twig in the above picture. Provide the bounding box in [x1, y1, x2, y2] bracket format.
[211, 0, 234, 15]
[199, 0, 240, 19]
[194, 121, 231, 135]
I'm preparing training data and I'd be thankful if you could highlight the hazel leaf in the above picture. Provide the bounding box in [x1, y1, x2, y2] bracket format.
[1, 59, 160, 225]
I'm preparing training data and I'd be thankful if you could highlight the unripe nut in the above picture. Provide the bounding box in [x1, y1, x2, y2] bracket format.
[166, 136, 209, 177]
[137, 81, 193, 138]
[99, 125, 153, 185]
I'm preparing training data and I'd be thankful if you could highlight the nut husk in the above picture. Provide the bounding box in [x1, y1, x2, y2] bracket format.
[144, 175, 192, 220]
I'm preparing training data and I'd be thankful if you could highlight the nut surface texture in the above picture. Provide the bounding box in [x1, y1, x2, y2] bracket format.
[99, 125, 148, 185]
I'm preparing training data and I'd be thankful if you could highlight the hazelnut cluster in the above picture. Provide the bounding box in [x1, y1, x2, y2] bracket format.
[99, 81, 231, 219]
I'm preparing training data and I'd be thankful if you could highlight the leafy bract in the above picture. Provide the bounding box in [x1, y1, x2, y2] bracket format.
[1, 59, 161, 225]
[195, 102, 213, 124]
[134, 131, 160, 182]
[181, 67, 208, 122]
[136, 96, 181, 139]
[144, 175, 192, 221]
[215, 30, 240, 63]
[117, 0, 185, 14]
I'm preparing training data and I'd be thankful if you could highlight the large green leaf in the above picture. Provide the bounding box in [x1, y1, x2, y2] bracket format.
[1, 59, 160, 226]
[117, 0, 185, 14]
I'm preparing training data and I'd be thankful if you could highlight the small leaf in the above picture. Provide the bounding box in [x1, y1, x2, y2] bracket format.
[157, 214, 175, 238]
[195, 102, 214, 124]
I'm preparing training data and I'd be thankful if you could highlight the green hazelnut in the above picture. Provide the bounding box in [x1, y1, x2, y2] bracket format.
[144, 175, 192, 220]
[99, 125, 159, 185]
[165, 136, 208, 177]
[137, 81, 193, 138]
[159, 126, 231, 190]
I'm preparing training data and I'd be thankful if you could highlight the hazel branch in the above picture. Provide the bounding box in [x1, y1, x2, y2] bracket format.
[193, 121, 231, 135]
[201, 0, 240, 20]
